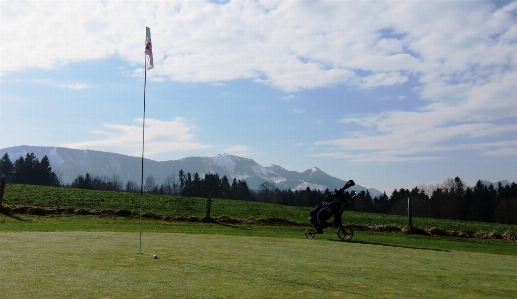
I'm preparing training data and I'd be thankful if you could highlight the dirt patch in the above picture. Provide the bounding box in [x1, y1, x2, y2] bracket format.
[370, 224, 401, 232]
[245, 217, 301, 226]
[215, 215, 240, 224]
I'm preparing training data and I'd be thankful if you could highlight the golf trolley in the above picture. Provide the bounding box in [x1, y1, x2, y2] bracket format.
[305, 222, 355, 242]
[305, 180, 365, 242]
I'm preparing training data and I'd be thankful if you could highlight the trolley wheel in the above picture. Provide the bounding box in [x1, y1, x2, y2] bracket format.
[305, 228, 316, 238]
[337, 226, 354, 241]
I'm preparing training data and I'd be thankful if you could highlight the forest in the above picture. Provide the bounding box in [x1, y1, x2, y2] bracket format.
[1, 152, 516, 224]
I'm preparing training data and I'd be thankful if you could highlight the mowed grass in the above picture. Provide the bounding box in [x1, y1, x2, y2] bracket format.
[2, 184, 517, 298]
[1, 229, 517, 299]
[1, 213, 517, 256]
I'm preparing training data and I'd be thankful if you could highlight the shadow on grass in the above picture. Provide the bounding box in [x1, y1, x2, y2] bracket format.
[0, 210, 27, 221]
[347, 240, 450, 252]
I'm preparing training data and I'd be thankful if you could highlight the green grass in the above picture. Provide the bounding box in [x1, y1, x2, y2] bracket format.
[1, 228, 516, 299]
[3, 184, 308, 222]
[2, 213, 517, 256]
[2, 184, 517, 298]
[3, 184, 517, 236]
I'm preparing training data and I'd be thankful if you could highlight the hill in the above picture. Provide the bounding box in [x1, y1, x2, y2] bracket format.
[0, 145, 381, 195]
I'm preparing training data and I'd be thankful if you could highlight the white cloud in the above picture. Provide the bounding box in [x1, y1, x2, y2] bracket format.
[57, 83, 92, 90]
[32, 78, 92, 89]
[317, 71, 517, 162]
[358, 72, 408, 89]
[3, 0, 517, 164]
[224, 145, 252, 156]
[64, 117, 211, 157]
[4, 0, 515, 93]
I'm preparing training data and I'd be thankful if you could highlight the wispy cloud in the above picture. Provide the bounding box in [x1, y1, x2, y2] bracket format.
[357, 72, 408, 89]
[64, 118, 212, 157]
[291, 108, 304, 114]
[32, 78, 92, 89]
[57, 83, 92, 90]
[316, 71, 517, 163]
[224, 145, 252, 156]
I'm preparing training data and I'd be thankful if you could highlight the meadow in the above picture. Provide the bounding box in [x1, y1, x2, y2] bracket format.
[3, 184, 517, 236]
[1, 184, 517, 298]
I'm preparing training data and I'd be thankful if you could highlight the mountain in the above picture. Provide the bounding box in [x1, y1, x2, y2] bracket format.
[479, 179, 510, 189]
[0, 145, 381, 196]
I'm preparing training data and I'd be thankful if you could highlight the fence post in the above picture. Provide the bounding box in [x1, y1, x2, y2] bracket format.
[206, 188, 212, 220]
[407, 197, 413, 228]
[0, 177, 6, 207]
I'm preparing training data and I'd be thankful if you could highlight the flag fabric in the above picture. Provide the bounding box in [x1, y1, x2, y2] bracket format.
[145, 27, 154, 70]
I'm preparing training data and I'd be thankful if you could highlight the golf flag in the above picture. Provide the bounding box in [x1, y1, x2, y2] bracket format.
[145, 27, 154, 70]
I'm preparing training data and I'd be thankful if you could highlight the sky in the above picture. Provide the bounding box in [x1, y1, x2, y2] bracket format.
[1, 0, 517, 193]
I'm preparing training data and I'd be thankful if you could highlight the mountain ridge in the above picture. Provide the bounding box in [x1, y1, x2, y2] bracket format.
[0, 145, 381, 196]
[2, 145, 511, 197]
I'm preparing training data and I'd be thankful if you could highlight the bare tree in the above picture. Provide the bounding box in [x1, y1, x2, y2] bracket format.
[112, 174, 123, 192]
[258, 181, 276, 203]
[163, 173, 179, 195]
[145, 175, 156, 193]
[125, 180, 138, 192]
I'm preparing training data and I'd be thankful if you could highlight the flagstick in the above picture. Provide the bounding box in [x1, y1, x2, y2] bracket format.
[139, 56, 147, 255]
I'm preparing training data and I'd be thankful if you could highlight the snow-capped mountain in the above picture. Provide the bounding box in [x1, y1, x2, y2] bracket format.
[0, 145, 380, 196]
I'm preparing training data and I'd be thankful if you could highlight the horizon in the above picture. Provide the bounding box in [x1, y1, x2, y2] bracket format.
[1, 0, 517, 192]
[0, 144, 513, 194]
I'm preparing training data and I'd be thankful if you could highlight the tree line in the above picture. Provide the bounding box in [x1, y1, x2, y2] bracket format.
[255, 177, 517, 225]
[1, 152, 516, 224]
[0, 153, 61, 187]
[69, 170, 253, 201]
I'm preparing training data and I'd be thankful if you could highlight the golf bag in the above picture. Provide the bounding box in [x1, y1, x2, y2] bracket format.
[308, 179, 357, 228]
[309, 199, 343, 227]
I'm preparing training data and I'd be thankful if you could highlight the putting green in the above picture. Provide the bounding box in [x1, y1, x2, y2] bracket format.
[1, 231, 516, 298]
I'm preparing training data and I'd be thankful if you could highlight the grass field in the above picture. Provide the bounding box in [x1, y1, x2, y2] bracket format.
[1, 184, 517, 298]
[1, 230, 517, 299]
[1, 214, 517, 299]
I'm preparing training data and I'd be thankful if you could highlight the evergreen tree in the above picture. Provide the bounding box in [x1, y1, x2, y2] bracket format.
[410, 186, 430, 218]
[0, 153, 14, 181]
[84, 173, 92, 189]
[192, 173, 202, 197]
[72, 175, 85, 188]
[356, 189, 374, 212]
[470, 180, 489, 221]
[38, 155, 60, 186]
[231, 179, 250, 200]
[182, 173, 193, 196]
[220, 175, 231, 198]
[230, 178, 238, 199]
[178, 169, 185, 192]
[374, 192, 390, 214]
[390, 189, 408, 215]
[23, 153, 39, 184]
[287, 188, 295, 206]
[13, 156, 27, 184]
[203, 173, 220, 198]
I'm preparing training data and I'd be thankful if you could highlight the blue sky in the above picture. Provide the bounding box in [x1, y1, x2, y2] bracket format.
[1, 0, 517, 192]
